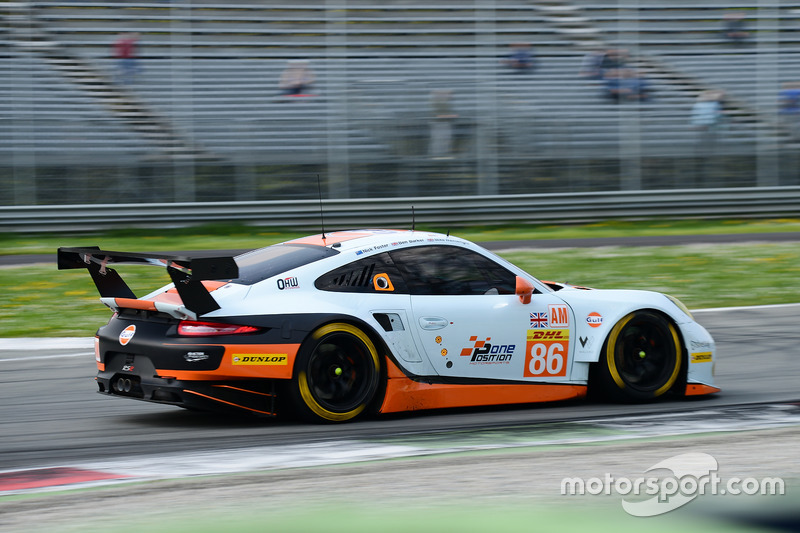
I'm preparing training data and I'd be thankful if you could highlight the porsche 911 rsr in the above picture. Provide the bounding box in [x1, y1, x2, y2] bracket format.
[58, 229, 718, 422]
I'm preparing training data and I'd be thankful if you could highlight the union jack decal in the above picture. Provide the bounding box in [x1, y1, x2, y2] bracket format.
[530, 312, 548, 329]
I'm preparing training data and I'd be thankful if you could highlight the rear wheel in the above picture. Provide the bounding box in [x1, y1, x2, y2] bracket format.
[593, 311, 682, 401]
[290, 323, 381, 422]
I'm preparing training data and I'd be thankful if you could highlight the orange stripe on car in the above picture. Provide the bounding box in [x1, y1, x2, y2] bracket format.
[113, 281, 227, 309]
[212, 384, 274, 398]
[113, 298, 157, 311]
[288, 231, 382, 247]
[379, 359, 587, 413]
[684, 383, 721, 396]
[183, 389, 275, 416]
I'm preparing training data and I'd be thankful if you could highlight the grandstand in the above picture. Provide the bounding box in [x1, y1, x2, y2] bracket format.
[1, 1, 799, 204]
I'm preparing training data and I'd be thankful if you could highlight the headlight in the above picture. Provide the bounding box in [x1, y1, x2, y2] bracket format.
[665, 294, 694, 320]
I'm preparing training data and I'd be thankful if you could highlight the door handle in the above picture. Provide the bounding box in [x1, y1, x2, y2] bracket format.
[419, 317, 448, 330]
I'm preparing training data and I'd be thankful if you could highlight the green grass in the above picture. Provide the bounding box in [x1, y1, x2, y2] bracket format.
[3, 217, 800, 255]
[20, 498, 784, 533]
[502, 242, 800, 310]
[3, 241, 800, 337]
[2, 218, 799, 337]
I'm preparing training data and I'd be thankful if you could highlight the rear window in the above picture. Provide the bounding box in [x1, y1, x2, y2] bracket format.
[232, 243, 339, 285]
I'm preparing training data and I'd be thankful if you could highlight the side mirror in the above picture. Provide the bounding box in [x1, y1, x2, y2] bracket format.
[516, 276, 533, 304]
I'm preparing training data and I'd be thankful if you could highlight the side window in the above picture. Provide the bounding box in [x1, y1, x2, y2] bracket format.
[389, 246, 517, 296]
[315, 252, 408, 294]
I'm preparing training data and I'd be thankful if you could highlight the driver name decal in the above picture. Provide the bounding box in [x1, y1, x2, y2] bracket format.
[524, 329, 569, 377]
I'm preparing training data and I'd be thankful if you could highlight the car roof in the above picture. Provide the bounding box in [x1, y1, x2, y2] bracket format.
[283, 229, 471, 253]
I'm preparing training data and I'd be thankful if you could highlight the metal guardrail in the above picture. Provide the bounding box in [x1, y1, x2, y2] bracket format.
[2, 187, 800, 233]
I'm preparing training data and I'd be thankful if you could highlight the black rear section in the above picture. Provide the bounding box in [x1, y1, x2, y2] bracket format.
[95, 309, 351, 417]
[96, 310, 268, 415]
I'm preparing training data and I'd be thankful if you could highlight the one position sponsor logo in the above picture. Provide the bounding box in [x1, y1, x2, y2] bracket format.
[691, 352, 712, 363]
[459, 336, 515, 364]
[119, 325, 136, 346]
[232, 354, 288, 365]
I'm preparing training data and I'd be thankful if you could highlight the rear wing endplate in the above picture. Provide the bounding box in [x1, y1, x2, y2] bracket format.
[57, 247, 239, 316]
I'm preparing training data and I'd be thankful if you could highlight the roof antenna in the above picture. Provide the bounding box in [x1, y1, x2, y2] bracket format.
[447, 229, 450, 237]
[317, 174, 326, 241]
[411, 205, 415, 231]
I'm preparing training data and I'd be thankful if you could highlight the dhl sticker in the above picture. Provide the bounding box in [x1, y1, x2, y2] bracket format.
[691, 352, 712, 363]
[527, 329, 568, 341]
[524, 329, 570, 378]
[232, 354, 288, 366]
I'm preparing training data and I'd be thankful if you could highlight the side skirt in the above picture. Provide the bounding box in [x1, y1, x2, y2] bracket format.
[378, 359, 587, 414]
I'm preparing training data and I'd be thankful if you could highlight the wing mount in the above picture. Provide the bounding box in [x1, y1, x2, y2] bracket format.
[57, 247, 239, 317]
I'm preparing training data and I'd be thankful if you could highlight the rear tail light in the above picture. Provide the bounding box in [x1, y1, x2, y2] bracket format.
[177, 321, 261, 337]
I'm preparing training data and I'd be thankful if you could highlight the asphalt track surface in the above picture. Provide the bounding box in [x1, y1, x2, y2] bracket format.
[1, 304, 798, 473]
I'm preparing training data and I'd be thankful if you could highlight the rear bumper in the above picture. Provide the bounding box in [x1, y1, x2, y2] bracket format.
[97, 372, 277, 417]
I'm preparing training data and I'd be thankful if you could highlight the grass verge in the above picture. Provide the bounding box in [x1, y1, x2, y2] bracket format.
[2, 242, 799, 337]
[3, 217, 800, 256]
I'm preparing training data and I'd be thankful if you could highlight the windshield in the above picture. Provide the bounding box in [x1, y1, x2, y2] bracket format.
[233, 243, 339, 285]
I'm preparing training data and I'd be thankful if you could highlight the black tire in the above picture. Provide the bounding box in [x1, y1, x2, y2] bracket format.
[593, 311, 682, 401]
[289, 323, 381, 422]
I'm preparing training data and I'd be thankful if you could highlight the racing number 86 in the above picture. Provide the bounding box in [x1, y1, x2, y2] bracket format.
[524, 330, 569, 378]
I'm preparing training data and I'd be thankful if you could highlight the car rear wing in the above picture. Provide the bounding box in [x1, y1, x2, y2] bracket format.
[57, 247, 239, 317]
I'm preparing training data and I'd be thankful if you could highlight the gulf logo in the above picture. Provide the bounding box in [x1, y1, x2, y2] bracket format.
[586, 312, 603, 328]
[119, 325, 136, 346]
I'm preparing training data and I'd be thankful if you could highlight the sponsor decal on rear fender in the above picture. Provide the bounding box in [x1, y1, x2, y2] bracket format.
[119, 325, 136, 346]
[691, 352, 712, 363]
[232, 354, 288, 365]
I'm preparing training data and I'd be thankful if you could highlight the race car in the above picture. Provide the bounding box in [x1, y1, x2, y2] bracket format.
[58, 229, 718, 423]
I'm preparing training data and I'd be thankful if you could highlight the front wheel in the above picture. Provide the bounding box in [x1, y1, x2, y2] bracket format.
[289, 323, 382, 422]
[592, 311, 682, 401]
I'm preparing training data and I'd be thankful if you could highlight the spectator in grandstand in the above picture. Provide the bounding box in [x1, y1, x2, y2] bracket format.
[579, 48, 606, 80]
[279, 60, 316, 96]
[605, 68, 650, 103]
[113, 32, 140, 84]
[599, 48, 628, 74]
[691, 90, 725, 155]
[429, 89, 458, 159]
[722, 12, 750, 44]
[502, 42, 535, 72]
[779, 82, 800, 140]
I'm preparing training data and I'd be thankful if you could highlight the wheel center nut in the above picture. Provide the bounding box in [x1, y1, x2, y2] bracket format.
[638, 350, 646, 359]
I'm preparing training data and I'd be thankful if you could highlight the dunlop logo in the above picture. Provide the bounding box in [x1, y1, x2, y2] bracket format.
[232, 354, 288, 365]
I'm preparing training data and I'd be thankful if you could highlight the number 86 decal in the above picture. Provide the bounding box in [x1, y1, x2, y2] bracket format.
[524, 330, 569, 377]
